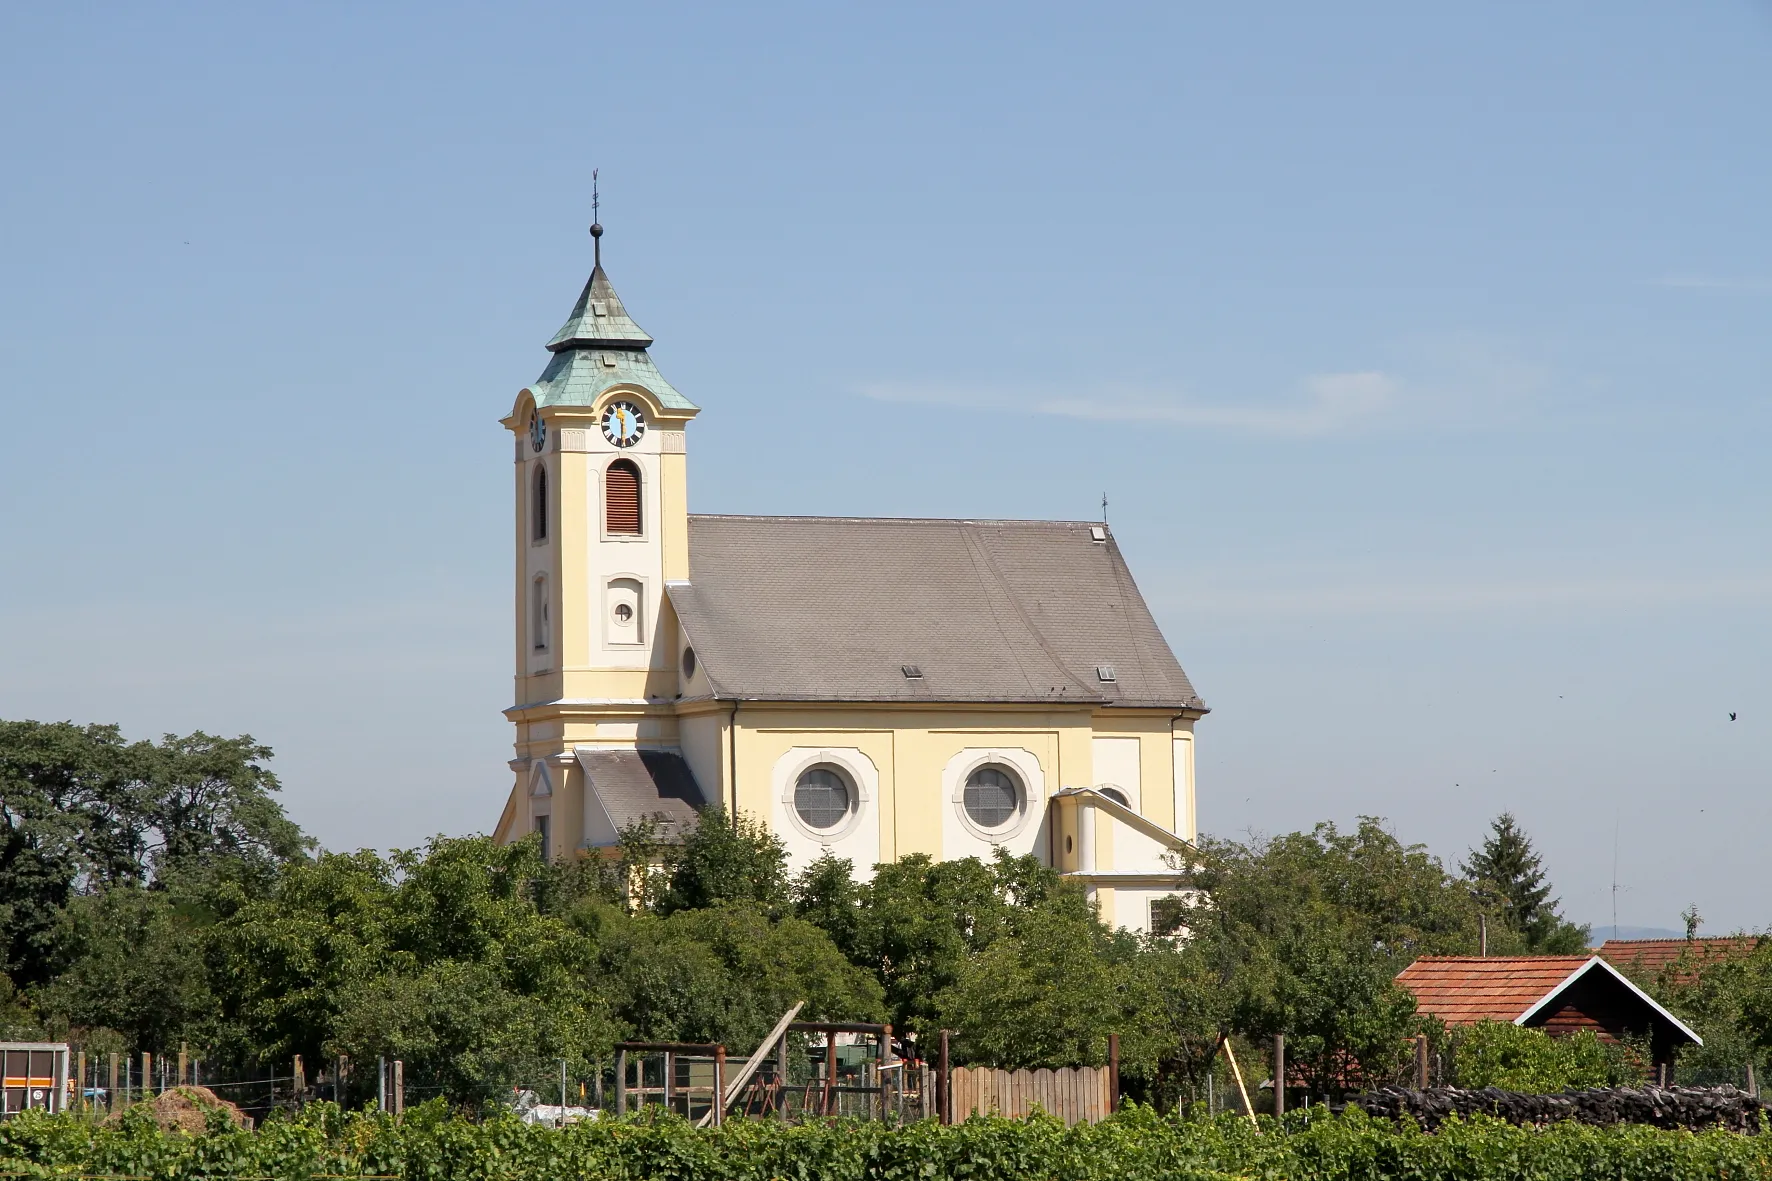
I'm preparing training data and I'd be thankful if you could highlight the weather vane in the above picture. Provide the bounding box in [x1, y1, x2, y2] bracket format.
[590, 168, 603, 267]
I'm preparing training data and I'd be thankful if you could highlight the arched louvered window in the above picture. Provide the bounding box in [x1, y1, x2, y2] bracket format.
[532, 463, 548, 542]
[605, 459, 641, 535]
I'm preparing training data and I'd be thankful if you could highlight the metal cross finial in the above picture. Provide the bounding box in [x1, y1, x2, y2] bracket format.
[1101, 492, 1109, 523]
[590, 169, 603, 268]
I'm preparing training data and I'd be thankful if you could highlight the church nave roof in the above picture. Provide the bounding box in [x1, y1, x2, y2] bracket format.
[668, 515, 1204, 710]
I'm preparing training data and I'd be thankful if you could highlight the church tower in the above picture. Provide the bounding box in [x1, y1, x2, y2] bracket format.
[497, 221, 700, 856]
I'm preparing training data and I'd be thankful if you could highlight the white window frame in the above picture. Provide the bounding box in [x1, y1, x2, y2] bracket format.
[775, 747, 875, 844]
[945, 747, 1045, 842]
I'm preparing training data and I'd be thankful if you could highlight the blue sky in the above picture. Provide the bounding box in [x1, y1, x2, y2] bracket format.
[2, 2, 1768, 933]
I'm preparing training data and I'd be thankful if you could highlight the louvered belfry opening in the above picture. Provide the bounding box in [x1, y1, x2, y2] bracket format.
[605, 459, 641, 534]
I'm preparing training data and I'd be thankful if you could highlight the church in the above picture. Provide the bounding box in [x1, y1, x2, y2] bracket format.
[492, 225, 1206, 933]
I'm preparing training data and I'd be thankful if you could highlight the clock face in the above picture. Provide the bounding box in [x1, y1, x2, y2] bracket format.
[529, 410, 546, 453]
[601, 400, 646, 448]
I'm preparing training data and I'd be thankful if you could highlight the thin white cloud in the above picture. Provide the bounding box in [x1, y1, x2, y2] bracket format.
[862, 335, 1556, 437]
[861, 370, 1401, 437]
[1151, 572, 1772, 617]
[1653, 275, 1772, 293]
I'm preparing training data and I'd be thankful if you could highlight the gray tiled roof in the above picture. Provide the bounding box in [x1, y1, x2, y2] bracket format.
[669, 516, 1204, 710]
[575, 747, 707, 838]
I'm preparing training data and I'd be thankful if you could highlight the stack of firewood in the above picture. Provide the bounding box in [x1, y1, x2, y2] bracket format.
[1347, 1085, 1768, 1134]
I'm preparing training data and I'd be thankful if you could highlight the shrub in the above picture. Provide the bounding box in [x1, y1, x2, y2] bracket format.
[1451, 1020, 1642, 1091]
[4, 1101, 1772, 1181]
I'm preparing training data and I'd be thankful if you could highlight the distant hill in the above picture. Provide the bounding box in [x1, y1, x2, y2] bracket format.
[1586, 925, 1685, 944]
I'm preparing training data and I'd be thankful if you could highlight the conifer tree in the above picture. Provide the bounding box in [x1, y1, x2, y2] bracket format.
[1461, 813, 1590, 954]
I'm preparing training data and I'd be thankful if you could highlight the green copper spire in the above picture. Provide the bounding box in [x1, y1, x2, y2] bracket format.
[545, 250, 656, 351]
[526, 218, 697, 411]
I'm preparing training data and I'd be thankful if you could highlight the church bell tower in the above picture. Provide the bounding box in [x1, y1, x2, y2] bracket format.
[497, 219, 701, 855]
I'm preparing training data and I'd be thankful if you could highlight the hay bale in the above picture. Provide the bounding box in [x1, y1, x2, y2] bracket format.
[109, 1085, 252, 1134]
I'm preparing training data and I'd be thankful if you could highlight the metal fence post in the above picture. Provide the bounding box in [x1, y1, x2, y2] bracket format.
[1108, 1034, 1120, 1112]
[938, 1030, 951, 1125]
[1272, 1034, 1285, 1117]
[713, 1045, 726, 1128]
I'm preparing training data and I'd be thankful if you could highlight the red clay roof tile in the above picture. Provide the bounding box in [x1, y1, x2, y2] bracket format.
[1395, 956, 1593, 1025]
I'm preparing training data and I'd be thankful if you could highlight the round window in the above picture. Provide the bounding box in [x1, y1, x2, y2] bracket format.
[682, 647, 697, 678]
[963, 766, 1020, 829]
[614, 603, 634, 624]
[794, 766, 852, 831]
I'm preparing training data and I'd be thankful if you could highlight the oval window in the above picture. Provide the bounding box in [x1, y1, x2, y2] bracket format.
[682, 647, 697, 678]
[794, 766, 852, 831]
[962, 766, 1020, 829]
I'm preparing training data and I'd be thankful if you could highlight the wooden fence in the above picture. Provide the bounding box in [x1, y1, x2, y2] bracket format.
[949, 1065, 1112, 1127]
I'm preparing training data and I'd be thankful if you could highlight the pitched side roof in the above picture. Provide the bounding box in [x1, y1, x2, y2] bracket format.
[1398, 955, 1702, 1046]
[1397, 956, 1594, 1025]
[1598, 937, 1762, 984]
[669, 515, 1204, 709]
[574, 748, 707, 838]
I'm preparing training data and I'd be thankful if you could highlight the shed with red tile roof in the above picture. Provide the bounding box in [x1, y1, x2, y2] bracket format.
[1396, 956, 1701, 1073]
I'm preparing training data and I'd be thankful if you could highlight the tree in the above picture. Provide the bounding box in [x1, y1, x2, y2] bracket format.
[1461, 813, 1589, 954]
[589, 901, 885, 1047]
[937, 903, 1139, 1069]
[1172, 819, 1465, 1095]
[0, 720, 307, 988]
[791, 852, 863, 960]
[660, 807, 789, 915]
[825, 850, 1077, 1036]
[209, 835, 615, 1100]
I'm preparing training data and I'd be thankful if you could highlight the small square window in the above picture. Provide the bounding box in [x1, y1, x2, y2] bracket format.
[902, 664, 923, 679]
[1096, 665, 1117, 683]
[591, 300, 608, 317]
[1089, 526, 1107, 542]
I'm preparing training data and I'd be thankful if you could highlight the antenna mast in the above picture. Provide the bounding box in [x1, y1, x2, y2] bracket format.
[1611, 816, 1620, 940]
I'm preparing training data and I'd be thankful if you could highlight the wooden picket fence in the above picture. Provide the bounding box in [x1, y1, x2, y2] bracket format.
[949, 1065, 1112, 1127]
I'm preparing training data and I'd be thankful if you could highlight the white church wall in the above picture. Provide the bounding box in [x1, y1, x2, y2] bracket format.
[678, 712, 726, 814]
[1100, 808, 1181, 874]
[1172, 733, 1196, 841]
[1090, 736, 1142, 813]
[939, 746, 1048, 864]
[1106, 886, 1184, 935]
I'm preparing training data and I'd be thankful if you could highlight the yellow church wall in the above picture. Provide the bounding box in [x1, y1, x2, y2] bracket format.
[657, 438, 690, 581]
[720, 702, 1128, 874]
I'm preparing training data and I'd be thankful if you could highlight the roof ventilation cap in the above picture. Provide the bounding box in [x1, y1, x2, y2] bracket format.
[901, 664, 924, 679]
[1096, 665, 1117, 683]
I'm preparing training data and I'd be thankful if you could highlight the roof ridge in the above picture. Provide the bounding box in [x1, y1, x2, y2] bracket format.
[687, 513, 1109, 527]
